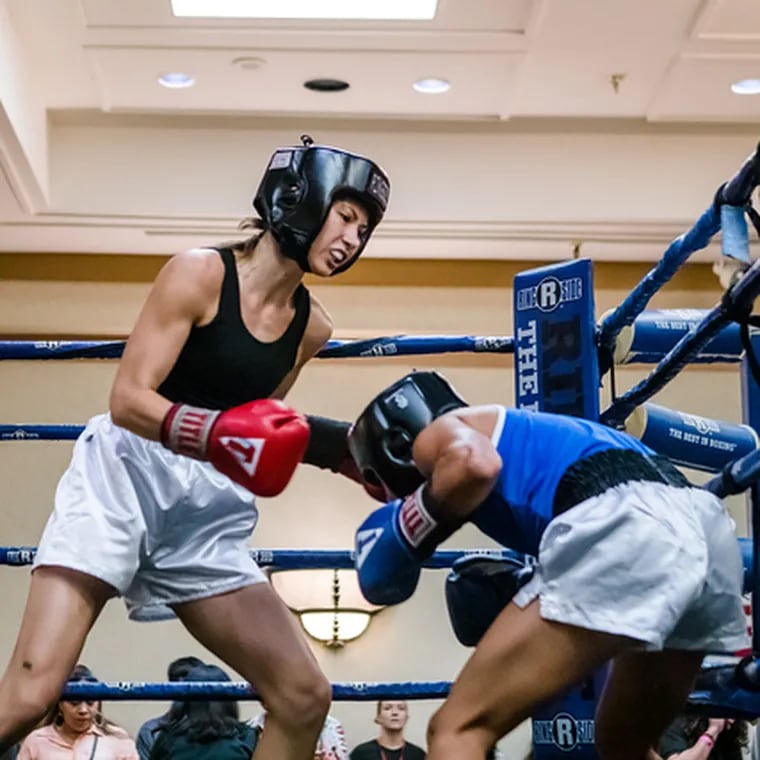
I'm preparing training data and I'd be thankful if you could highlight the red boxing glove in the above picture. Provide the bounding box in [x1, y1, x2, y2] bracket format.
[161, 399, 310, 497]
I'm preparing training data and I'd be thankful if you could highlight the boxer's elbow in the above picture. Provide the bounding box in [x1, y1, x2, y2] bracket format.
[109, 382, 136, 428]
[445, 438, 502, 492]
[109, 379, 151, 432]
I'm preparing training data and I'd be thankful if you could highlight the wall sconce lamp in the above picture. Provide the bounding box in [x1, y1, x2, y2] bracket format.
[270, 568, 384, 648]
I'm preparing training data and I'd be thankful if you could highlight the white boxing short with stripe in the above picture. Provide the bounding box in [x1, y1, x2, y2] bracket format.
[513, 480, 749, 652]
[34, 413, 267, 621]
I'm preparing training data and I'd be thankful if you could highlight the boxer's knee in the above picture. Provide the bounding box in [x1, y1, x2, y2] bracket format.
[0, 669, 59, 747]
[427, 704, 496, 758]
[264, 667, 331, 734]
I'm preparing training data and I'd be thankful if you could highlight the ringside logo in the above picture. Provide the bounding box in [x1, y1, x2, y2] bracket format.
[368, 172, 390, 207]
[533, 713, 594, 752]
[360, 342, 399, 357]
[2, 429, 40, 440]
[679, 412, 720, 436]
[516, 276, 583, 313]
[386, 389, 410, 409]
[269, 151, 292, 170]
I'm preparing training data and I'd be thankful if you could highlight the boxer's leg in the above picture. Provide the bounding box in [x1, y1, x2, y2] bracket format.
[0, 567, 114, 752]
[426, 599, 634, 760]
[174, 581, 331, 760]
[594, 649, 704, 760]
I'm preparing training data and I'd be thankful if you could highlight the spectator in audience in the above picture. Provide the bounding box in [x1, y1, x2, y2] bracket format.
[349, 701, 425, 760]
[135, 656, 205, 760]
[657, 716, 748, 759]
[313, 715, 349, 760]
[148, 663, 256, 759]
[249, 710, 348, 759]
[17, 664, 138, 759]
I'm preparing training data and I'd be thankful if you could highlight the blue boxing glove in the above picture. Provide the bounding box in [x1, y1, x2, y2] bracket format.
[355, 484, 454, 606]
[445, 553, 535, 647]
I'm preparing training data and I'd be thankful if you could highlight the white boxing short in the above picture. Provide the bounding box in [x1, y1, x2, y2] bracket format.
[34, 413, 267, 621]
[513, 480, 749, 652]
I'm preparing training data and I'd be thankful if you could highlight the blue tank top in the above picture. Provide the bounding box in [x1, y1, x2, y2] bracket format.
[471, 408, 654, 554]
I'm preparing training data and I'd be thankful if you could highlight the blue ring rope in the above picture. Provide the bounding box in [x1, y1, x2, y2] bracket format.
[54, 672, 760, 718]
[60, 680, 451, 702]
[0, 546, 520, 569]
[597, 206, 721, 357]
[598, 146, 760, 356]
[601, 257, 760, 427]
[0, 425, 83, 440]
[0, 335, 514, 362]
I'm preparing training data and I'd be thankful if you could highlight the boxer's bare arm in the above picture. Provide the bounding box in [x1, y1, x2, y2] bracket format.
[412, 408, 503, 520]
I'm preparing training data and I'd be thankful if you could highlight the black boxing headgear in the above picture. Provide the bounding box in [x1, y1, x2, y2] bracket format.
[348, 371, 468, 500]
[253, 135, 390, 274]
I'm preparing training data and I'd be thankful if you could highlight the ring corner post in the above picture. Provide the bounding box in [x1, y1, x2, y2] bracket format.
[741, 333, 760, 662]
[513, 258, 599, 420]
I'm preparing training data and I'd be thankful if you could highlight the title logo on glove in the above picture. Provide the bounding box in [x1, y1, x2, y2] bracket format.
[219, 437, 265, 476]
[399, 490, 437, 549]
[356, 527, 384, 568]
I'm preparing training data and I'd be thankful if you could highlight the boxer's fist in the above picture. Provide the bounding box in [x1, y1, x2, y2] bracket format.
[161, 399, 309, 496]
[354, 500, 423, 606]
[303, 414, 387, 501]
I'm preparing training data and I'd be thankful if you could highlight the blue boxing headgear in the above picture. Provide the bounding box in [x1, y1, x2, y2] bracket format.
[253, 135, 390, 274]
[348, 371, 468, 499]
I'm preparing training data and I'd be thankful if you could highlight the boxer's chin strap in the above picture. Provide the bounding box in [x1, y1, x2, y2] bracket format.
[397, 484, 461, 559]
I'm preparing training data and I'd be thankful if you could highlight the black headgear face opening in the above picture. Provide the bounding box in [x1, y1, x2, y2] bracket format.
[253, 136, 390, 274]
[348, 371, 468, 500]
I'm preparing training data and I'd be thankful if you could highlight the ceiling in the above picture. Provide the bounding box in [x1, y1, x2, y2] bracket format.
[1, 0, 759, 259]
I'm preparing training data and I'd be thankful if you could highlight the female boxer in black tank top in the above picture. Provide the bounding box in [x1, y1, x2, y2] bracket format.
[0, 139, 390, 760]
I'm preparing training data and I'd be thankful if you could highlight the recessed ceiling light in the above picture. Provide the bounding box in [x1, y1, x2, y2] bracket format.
[304, 78, 350, 92]
[231, 56, 266, 71]
[413, 77, 450, 95]
[158, 72, 196, 89]
[731, 78, 760, 95]
[172, 0, 438, 20]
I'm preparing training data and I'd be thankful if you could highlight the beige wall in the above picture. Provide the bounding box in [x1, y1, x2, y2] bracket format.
[0, 257, 747, 754]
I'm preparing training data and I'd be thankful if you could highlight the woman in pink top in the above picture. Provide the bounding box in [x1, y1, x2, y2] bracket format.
[18, 665, 137, 760]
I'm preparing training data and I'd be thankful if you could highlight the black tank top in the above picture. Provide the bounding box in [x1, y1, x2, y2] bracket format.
[158, 247, 311, 410]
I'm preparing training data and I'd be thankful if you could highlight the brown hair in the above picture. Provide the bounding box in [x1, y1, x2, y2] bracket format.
[222, 217, 268, 258]
[44, 664, 122, 736]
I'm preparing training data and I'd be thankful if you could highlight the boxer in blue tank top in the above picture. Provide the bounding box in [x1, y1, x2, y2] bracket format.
[470, 407, 654, 555]
[348, 371, 748, 760]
